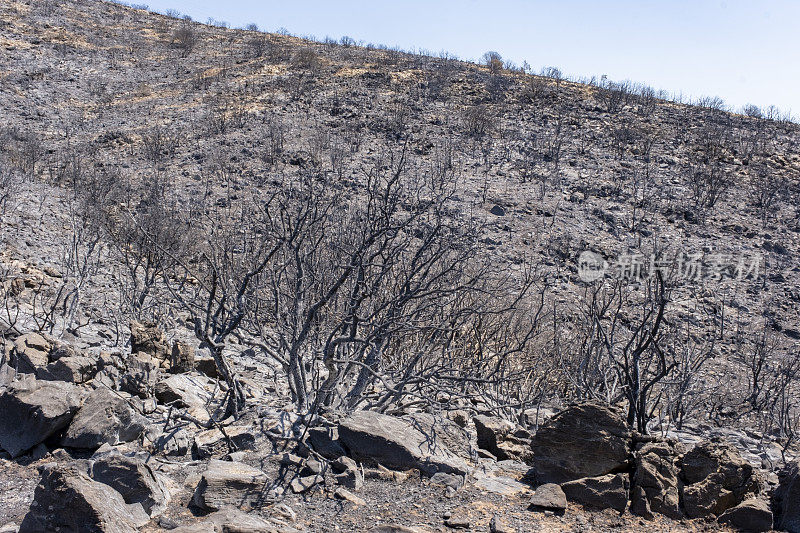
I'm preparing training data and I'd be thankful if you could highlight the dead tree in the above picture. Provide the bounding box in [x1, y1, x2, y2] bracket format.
[574, 271, 673, 433]
[157, 189, 284, 419]
[106, 174, 188, 320]
[0, 161, 18, 217]
[241, 147, 545, 417]
[252, 148, 486, 412]
[664, 313, 716, 430]
[172, 18, 198, 57]
[142, 146, 546, 421]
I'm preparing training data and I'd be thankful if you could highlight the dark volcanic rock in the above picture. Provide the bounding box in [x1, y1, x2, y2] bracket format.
[91, 453, 171, 517]
[0, 378, 83, 457]
[529, 483, 567, 512]
[772, 461, 800, 532]
[338, 410, 469, 476]
[531, 402, 631, 484]
[717, 499, 773, 532]
[62, 387, 146, 449]
[680, 441, 760, 518]
[561, 473, 630, 512]
[19, 464, 148, 533]
[630, 440, 683, 519]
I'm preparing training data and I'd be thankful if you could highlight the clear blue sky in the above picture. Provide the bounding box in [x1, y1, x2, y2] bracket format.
[138, 0, 799, 116]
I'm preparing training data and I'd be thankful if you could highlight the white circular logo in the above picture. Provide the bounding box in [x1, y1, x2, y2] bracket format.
[577, 251, 607, 282]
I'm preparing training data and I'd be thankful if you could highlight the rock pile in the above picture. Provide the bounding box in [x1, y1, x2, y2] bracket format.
[525, 403, 771, 530]
[0, 378, 84, 458]
[0, 330, 790, 532]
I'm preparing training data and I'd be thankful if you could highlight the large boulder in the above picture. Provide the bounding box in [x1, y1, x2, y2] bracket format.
[0, 378, 83, 457]
[38, 355, 99, 384]
[680, 441, 760, 518]
[91, 453, 171, 517]
[772, 461, 800, 532]
[531, 402, 631, 484]
[9, 334, 97, 383]
[630, 440, 683, 519]
[62, 387, 146, 449]
[561, 473, 630, 512]
[717, 499, 773, 532]
[19, 464, 149, 533]
[338, 411, 469, 476]
[154, 373, 214, 409]
[529, 483, 567, 512]
[129, 321, 169, 360]
[192, 459, 271, 511]
[10, 333, 52, 375]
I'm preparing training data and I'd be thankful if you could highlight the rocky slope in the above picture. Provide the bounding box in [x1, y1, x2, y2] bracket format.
[2, 0, 800, 531]
[1, 0, 800, 412]
[1, 327, 796, 532]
